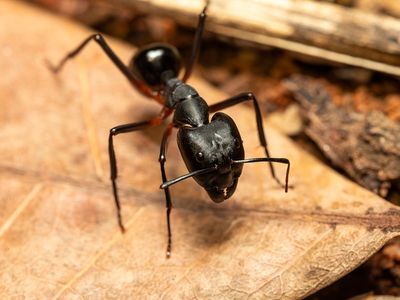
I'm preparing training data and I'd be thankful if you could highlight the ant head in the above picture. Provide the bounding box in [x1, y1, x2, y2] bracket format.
[177, 112, 245, 202]
[130, 43, 181, 91]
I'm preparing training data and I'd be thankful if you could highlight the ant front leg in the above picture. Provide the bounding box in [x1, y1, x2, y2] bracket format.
[158, 124, 174, 258]
[109, 116, 166, 232]
[47, 33, 157, 100]
[209, 92, 287, 189]
[182, 3, 208, 82]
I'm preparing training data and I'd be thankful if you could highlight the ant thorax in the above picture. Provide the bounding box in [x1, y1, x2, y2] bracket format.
[164, 79, 210, 128]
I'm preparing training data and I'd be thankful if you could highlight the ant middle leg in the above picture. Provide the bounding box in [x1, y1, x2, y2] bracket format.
[209, 92, 287, 189]
[47, 33, 157, 100]
[158, 123, 174, 258]
[182, 3, 208, 82]
[109, 115, 169, 232]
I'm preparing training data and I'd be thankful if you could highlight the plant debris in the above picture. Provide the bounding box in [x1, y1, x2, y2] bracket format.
[285, 75, 400, 198]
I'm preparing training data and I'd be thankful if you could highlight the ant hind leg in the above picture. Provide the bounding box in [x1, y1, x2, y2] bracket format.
[46, 33, 156, 99]
[182, 3, 208, 82]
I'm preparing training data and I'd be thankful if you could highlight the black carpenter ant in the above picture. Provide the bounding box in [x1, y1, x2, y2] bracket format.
[48, 5, 290, 258]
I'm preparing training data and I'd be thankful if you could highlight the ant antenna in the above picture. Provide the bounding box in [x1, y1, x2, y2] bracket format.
[160, 166, 217, 189]
[232, 158, 290, 192]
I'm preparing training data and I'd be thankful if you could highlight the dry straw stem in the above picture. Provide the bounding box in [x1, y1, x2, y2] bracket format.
[126, 0, 400, 76]
[0, 1, 400, 299]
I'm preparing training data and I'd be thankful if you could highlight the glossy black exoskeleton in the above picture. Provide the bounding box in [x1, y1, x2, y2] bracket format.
[48, 4, 290, 258]
[130, 43, 181, 91]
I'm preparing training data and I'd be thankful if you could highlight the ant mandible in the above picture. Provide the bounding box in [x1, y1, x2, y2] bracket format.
[48, 4, 290, 258]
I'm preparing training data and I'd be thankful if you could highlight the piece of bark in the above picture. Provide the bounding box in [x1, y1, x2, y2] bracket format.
[1, 1, 400, 299]
[120, 0, 400, 76]
[285, 75, 400, 197]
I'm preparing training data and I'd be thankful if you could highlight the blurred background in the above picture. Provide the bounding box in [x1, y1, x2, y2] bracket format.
[23, 0, 400, 298]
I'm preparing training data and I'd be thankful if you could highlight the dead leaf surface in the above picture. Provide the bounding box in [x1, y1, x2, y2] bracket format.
[0, 1, 400, 299]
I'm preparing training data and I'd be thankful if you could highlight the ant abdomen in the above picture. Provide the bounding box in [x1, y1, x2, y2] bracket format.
[129, 43, 182, 91]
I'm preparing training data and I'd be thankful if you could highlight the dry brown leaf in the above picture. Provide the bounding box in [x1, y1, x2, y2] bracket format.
[1, 1, 400, 299]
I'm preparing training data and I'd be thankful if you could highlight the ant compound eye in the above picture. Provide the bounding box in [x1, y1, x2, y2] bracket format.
[195, 152, 205, 162]
[234, 138, 242, 149]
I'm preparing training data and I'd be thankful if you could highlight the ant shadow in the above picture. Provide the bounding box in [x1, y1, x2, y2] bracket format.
[173, 189, 247, 250]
